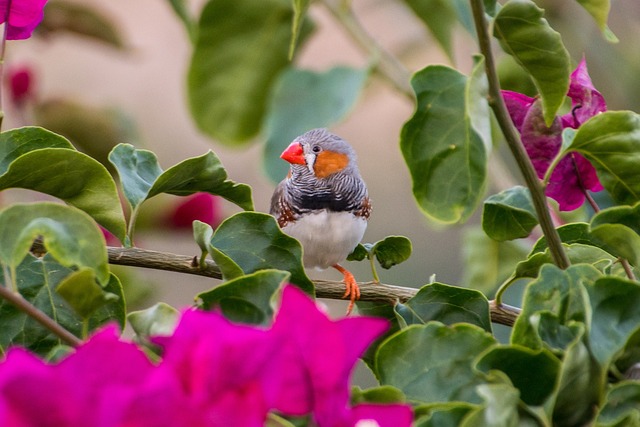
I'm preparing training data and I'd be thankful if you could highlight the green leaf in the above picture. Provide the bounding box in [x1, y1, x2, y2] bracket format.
[193, 220, 214, 267]
[0, 127, 126, 242]
[400, 64, 488, 224]
[166, 0, 197, 42]
[197, 269, 288, 325]
[551, 323, 603, 427]
[351, 385, 407, 405]
[575, 0, 612, 34]
[0, 254, 123, 355]
[57, 268, 119, 319]
[403, 0, 457, 61]
[370, 236, 412, 269]
[289, 0, 310, 58]
[376, 323, 496, 403]
[493, 0, 570, 125]
[461, 227, 529, 296]
[596, 382, 640, 427]
[566, 111, 640, 206]
[188, 0, 311, 144]
[414, 403, 476, 427]
[587, 277, 640, 367]
[355, 301, 403, 373]
[263, 66, 368, 182]
[590, 203, 640, 266]
[397, 283, 491, 332]
[476, 345, 560, 406]
[514, 243, 621, 280]
[209, 212, 313, 295]
[346, 243, 368, 262]
[128, 302, 180, 344]
[459, 382, 521, 427]
[511, 264, 598, 350]
[530, 223, 603, 254]
[0, 202, 110, 285]
[482, 186, 538, 241]
[36, 1, 125, 48]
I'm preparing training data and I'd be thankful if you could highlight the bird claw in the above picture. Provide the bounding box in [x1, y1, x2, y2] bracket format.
[333, 264, 360, 315]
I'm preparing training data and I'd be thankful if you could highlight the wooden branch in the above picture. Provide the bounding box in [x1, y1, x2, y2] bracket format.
[107, 246, 520, 326]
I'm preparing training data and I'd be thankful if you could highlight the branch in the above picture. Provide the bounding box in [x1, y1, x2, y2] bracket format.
[469, 0, 569, 270]
[107, 246, 520, 327]
[0, 285, 82, 347]
[320, 0, 414, 100]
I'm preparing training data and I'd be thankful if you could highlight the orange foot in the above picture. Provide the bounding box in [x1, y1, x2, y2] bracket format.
[332, 264, 361, 315]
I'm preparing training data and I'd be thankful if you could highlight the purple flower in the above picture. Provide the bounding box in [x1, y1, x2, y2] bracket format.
[502, 58, 605, 211]
[0, 0, 48, 40]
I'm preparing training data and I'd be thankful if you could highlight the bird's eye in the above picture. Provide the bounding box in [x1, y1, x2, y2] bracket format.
[312, 145, 321, 153]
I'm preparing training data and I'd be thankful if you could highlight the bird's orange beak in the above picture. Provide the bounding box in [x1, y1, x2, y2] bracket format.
[280, 141, 306, 165]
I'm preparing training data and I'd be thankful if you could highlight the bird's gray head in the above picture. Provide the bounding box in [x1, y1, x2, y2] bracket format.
[281, 128, 360, 179]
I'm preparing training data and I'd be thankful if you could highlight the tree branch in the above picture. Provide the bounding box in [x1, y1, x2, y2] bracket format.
[107, 246, 520, 327]
[0, 285, 82, 347]
[469, 0, 570, 270]
[320, 0, 414, 100]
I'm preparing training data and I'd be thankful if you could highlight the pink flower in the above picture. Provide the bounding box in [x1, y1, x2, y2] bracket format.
[6, 65, 33, 106]
[271, 286, 405, 426]
[167, 192, 222, 230]
[502, 58, 605, 211]
[154, 309, 278, 426]
[0, 0, 48, 40]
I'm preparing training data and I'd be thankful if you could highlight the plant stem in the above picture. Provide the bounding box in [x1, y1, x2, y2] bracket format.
[469, 0, 569, 270]
[321, 0, 414, 100]
[0, 2, 10, 131]
[0, 284, 82, 347]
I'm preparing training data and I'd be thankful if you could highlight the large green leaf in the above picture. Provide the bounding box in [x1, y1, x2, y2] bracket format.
[0, 127, 126, 241]
[188, 0, 311, 144]
[551, 323, 603, 427]
[0, 254, 124, 355]
[376, 323, 496, 403]
[476, 345, 559, 406]
[575, 0, 616, 41]
[395, 282, 491, 332]
[596, 382, 640, 427]
[289, 0, 310, 58]
[0, 203, 109, 285]
[511, 264, 598, 351]
[590, 204, 640, 266]
[197, 269, 288, 325]
[414, 403, 477, 427]
[57, 268, 119, 319]
[263, 66, 368, 182]
[400, 62, 489, 224]
[566, 111, 640, 206]
[587, 277, 640, 368]
[209, 212, 313, 295]
[482, 186, 538, 241]
[493, 0, 570, 125]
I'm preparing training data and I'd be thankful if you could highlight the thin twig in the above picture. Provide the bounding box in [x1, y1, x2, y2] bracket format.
[320, 0, 414, 100]
[469, 0, 570, 270]
[106, 246, 520, 326]
[0, 285, 82, 347]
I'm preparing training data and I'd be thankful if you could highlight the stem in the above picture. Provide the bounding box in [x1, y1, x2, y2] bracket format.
[0, 1, 10, 131]
[368, 255, 380, 283]
[321, 0, 414, 100]
[494, 274, 516, 306]
[469, 0, 569, 270]
[0, 284, 82, 347]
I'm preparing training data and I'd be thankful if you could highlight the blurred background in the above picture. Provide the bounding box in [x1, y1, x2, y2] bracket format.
[3, 0, 640, 316]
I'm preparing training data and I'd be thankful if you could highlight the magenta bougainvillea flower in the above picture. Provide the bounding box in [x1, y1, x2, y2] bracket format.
[502, 58, 605, 211]
[0, 285, 412, 426]
[0, 0, 48, 40]
[167, 192, 222, 230]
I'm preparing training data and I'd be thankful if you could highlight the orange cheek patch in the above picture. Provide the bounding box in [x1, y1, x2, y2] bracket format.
[313, 151, 349, 178]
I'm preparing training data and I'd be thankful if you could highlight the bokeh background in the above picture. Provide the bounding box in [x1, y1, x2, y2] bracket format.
[3, 0, 640, 316]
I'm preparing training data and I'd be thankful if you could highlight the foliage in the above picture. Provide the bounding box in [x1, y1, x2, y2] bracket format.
[1, 0, 640, 426]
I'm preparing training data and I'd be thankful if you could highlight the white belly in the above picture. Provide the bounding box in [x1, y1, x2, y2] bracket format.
[283, 210, 367, 269]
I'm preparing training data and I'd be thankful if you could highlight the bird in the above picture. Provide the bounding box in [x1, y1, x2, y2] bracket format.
[270, 128, 371, 315]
